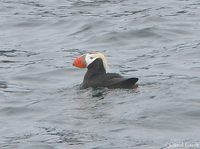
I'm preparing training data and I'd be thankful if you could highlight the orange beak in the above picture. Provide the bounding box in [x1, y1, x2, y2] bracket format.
[72, 55, 86, 68]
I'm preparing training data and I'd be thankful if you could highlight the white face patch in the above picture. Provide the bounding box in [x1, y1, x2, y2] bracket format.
[85, 52, 108, 71]
[85, 53, 96, 67]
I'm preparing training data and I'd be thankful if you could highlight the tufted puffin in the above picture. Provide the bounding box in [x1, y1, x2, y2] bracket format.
[72, 52, 138, 89]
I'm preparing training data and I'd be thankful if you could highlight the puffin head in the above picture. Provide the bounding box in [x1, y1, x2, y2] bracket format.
[72, 52, 108, 71]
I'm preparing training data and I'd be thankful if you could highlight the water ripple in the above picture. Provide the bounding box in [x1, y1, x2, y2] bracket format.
[1, 0, 200, 148]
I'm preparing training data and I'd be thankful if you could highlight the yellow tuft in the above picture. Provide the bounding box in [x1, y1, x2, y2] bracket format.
[90, 52, 108, 71]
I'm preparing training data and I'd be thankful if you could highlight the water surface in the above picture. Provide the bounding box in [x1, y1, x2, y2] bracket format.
[1, 0, 200, 148]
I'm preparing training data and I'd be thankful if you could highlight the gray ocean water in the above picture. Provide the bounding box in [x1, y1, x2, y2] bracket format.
[1, 0, 200, 149]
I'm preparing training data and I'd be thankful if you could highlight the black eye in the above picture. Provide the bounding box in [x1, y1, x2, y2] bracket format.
[90, 57, 93, 59]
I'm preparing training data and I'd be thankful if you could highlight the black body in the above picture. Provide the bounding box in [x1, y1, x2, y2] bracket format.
[80, 58, 138, 89]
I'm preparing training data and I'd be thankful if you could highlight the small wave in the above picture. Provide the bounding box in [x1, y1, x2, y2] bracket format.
[0, 49, 38, 57]
[0, 81, 7, 89]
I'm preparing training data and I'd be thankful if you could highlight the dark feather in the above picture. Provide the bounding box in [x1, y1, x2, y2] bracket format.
[81, 58, 138, 89]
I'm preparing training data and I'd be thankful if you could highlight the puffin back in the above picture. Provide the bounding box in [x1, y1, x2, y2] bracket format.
[105, 77, 138, 89]
[81, 57, 139, 89]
